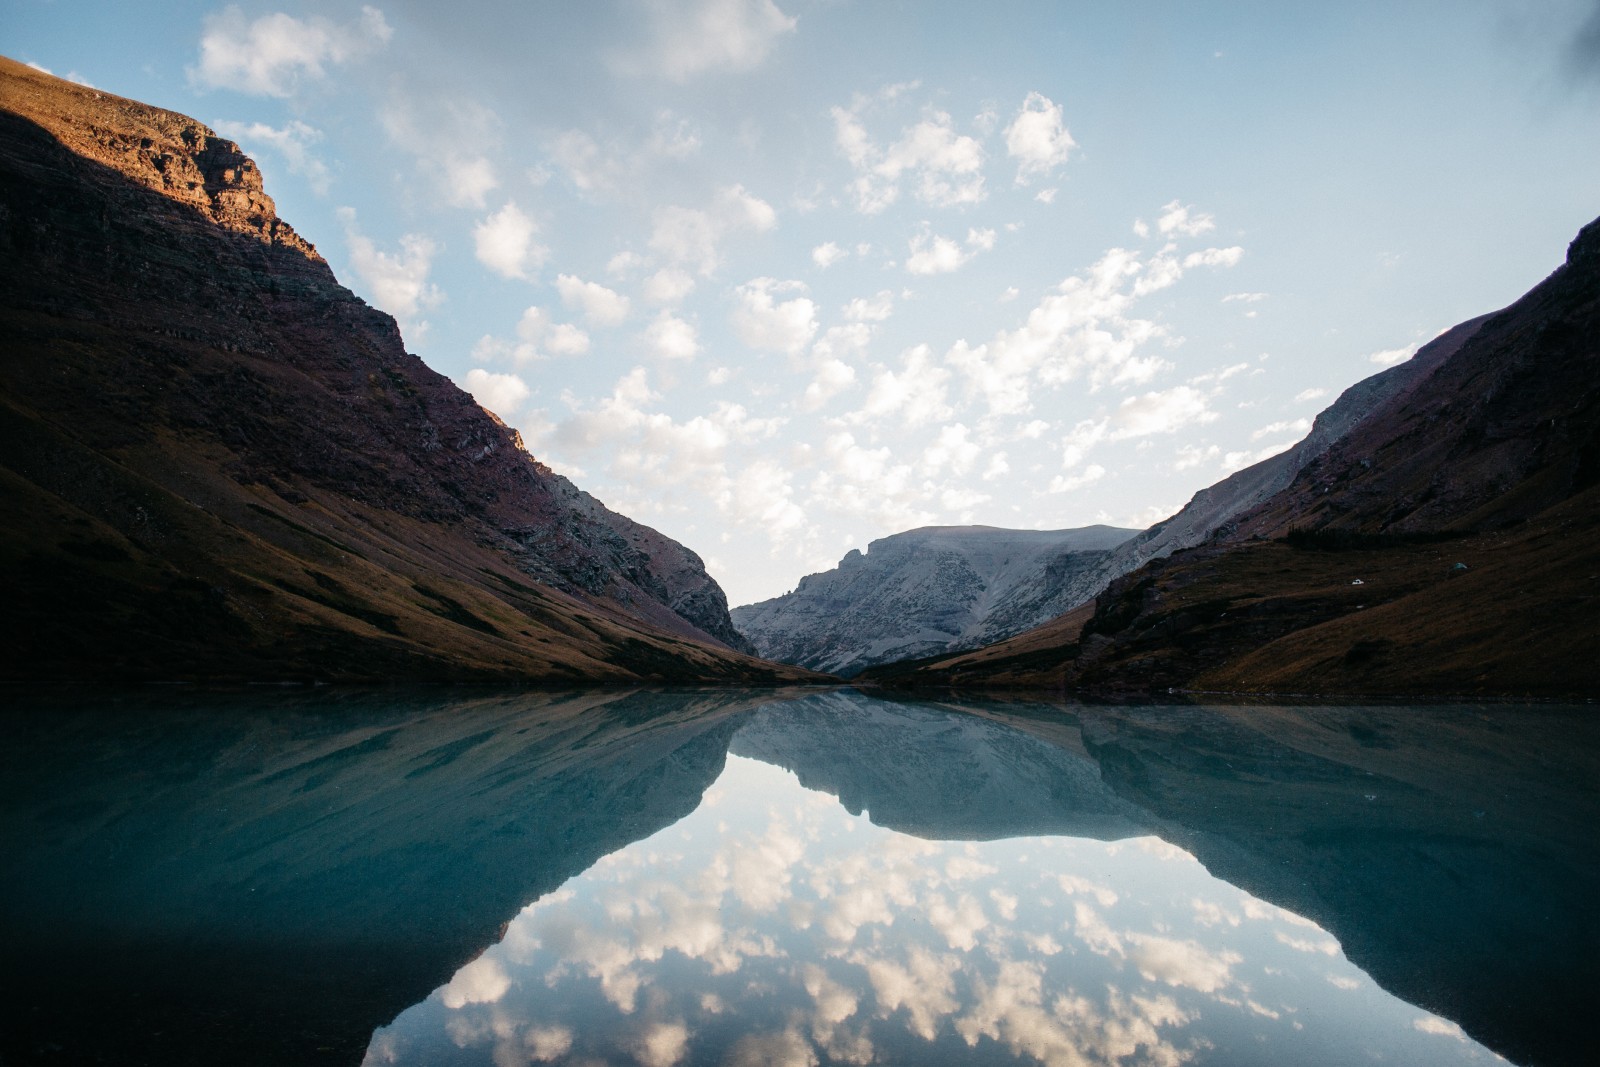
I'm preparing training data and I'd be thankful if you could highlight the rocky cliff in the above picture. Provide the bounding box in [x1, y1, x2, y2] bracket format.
[0, 57, 798, 683]
[866, 216, 1600, 696]
[731, 524, 1137, 675]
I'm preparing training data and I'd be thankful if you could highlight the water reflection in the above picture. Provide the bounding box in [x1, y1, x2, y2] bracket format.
[1, 689, 1595, 1066]
[367, 752, 1502, 1067]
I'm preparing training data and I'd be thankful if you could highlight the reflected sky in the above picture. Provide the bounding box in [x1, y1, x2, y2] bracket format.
[366, 754, 1503, 1067]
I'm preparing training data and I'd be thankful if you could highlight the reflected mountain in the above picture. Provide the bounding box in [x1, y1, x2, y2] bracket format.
[0, 688, 786, 1065]
[2, 689, 1595, 1066]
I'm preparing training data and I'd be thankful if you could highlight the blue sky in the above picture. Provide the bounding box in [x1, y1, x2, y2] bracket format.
[12, 1, 1600, 606]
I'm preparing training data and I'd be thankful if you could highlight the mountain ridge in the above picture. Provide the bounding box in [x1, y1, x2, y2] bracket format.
[0, 57, 810, 684]
[863, 215, 1600, 696]
[732, 523, 1137, 676]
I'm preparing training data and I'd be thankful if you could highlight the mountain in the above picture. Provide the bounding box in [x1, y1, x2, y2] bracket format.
[865, 216, 1600, 696]
[0, 57, 814, 684]
[1074, 314, 1490, 595]
[731, 524, 1137, 676]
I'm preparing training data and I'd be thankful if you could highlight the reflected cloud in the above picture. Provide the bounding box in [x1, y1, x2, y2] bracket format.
[365, 738, 1511, 1067]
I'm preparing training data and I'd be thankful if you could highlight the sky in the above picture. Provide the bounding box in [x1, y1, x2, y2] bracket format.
[12, 0, 1600, 607]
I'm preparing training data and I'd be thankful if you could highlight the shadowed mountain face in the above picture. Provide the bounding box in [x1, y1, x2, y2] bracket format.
[0, 58, 804, 684]
[868, 217, 1600, 697]
[4, 690, 1591, 1067]
[731, 525, 1137, 676]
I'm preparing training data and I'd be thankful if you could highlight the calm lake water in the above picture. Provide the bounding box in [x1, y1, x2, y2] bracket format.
[1, 689, 1595, 1067]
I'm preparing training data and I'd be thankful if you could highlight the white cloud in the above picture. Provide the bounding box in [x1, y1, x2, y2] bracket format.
[1174, 443, 1221, 470]
[646, 311, 701, 360]
[1368, 342, 1419, 366]
[546, 322, 592, 356]
[1127, 934, 1242, 993]
[856, 345, 952, 427]
[1112, 385, 1218, 439]
[644, 267, 697, 305]
[1223, 291, 1267, 304]
[1295, 387, 1329, 402]
[336, 207, 443, 333]
[633, 1022, 691, 1067]
[1035, 187, 1058, 203]
[438, 954, 511, 1009]
[832, 94, 987, 213]
[1004, 91, 1076, 184]
[812, 241, 848, 268]
[649, 184, 777, 276]
[732, 278, 817, 354]
[1251, 417, 1310, 441]
[905, 227, 993, 276]
[475, 305, 588, 363]
[843, 291, 895, 322]
[920, 424, 982, 476]
[802, 358, 857, 411]
[212, 119, 331, 193]
[464, 368, 532, 420]
[1184, 246, 1244, 269]
[1156, 200, 1216, 237]
[620, 0, 798, 81]
[945, 215, 1242, 417]
[380, 96, 502, 209]
[1222, 440, 1298, 472]
[558, 274, 632, 326]
[191, 4, 392, 97]
[1048, 463, 1105, 493]
[473, 202, 546, 280]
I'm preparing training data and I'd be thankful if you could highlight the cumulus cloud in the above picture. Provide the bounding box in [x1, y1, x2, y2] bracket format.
[1048, 463, 1105, 494]
[650, 184, 777, 276]
[1368, 342, 1419, 366]
[645, 311, 701, 360]
[474, 305, 589, 363]
[905, 227, 994, 275]
[558, 274, 632, 326]
[336, 207, 442, 334]
[832, 92, 987, 213]
[380, 95, 502, 209]
[1295, 387, 1329, 403]
[1004, 91, 1076, 184]
[812, 241, 848, 268]
[731, 278, 817, 354]
[644, 267, 697, 305]
[1112, 385, 1218, 439]
[191, 4, 392, 96]
[473, 202, 547, 279]
[619, 0, 798, 81]
[843, 291, 895, 322]
[550, 112, 704, 198]
[464, 368, 532, 420]
[1156, 200, 1216, 237]
[1251, 418, 1310, 441]
[856, 345, 953, 427]
[945, 212, 1243, 417]
[212, 119, 331, 193]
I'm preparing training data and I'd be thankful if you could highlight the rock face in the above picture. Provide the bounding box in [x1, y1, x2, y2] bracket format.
[731, 524, 1137, 676]
[0, 58, 793, 683]
[868, 216, 1600, 696]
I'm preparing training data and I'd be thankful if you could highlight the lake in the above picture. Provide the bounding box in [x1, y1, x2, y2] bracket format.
[1, 688, 1595, 1066]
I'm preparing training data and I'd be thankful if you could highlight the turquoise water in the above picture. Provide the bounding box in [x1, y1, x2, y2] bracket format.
[1, 689, 1594, 1066]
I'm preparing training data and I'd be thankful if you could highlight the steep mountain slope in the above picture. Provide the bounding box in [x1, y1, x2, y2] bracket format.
[866, 216, 1600, 696]
[0, 58, 810, 684]
[1077, 314, 1489, 593]
[731, 524, 1137, 675]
